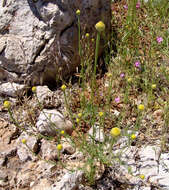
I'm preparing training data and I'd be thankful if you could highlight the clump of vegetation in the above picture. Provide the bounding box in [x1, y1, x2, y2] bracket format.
[3, 0, 169, 187]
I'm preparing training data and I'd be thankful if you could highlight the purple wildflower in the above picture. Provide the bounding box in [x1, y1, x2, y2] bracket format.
[120, 73, 125, 78]
[136, 2, 141, 9]
[115, 97, 120, 103]
[135, 61, 141, 68]
[156, 36, 163, 43]
[123, 5, 128, 9]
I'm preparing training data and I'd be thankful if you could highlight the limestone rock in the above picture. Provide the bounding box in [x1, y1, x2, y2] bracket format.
[36, 109, 73, 136]
[17, 132, 38, 162]
[35, 85, 61, 108]
[0, 0, 111, 86]
[88, 124, 105, 143]
[40, 139, 58, 161]
[30, 178, 52, 190]
[0, 82, 25, 97]
[62, 141, 76, 155]
[51, 171, 84, 190]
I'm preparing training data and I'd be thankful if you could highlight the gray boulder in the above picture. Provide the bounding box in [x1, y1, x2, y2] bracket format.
[0, 0, 111, 86]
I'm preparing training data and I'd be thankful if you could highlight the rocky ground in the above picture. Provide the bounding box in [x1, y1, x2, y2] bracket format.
[0, 83, 169, 190]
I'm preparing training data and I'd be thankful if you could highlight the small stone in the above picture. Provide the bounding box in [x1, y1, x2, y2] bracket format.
[0, 170, 8, 182]
[114, 110, 120, 117]
[30, 178, 51, 190]
[51, 171, 84, 190]
[40, 139, 58, 161]
[0, 157, 6, 167]
[17, 133, 38, 162]
[88, 124, 105, 143]
[0, 82, 25, 97]
[36, 109, 73, 136]
[35, 86, 61, 108]
[62, 141, 76, 155]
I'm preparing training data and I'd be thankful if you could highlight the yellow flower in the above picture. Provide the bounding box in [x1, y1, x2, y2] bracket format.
[85, 33, 90, 38]
[107, 73, 112, 78]
[76, 118, 80, 123]
[139, 174, 145, 180]
[32, 86, 36, 93]
[98, 112, 104, 117]
[76, 9, 80, 16]
[127, 78, 132, 83]
[110, 127, 121, 137]
[151, 84, 156, 89]
[91, 38, 95, 42]
[21, 139, 27, 144]
[95, 21, 105, 32]
[3, 101, 11, 109]
[60, 130, 65, 135]
[131, 134, 136, 140]
[78, 113, 82, 118]
[57, 144, 63, 151]
[61, 84, 66, 91]
[138, 104, 145, 111]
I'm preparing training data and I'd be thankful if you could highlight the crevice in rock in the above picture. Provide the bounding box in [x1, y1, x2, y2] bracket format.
[61, 23, 74, 39]
[31, 39, 49, 65]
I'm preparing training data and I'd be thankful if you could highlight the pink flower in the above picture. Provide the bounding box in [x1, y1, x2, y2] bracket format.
[135, 61, 141, 68]
[136, 2, 141, 8]
[120, 73, 125, 78]
[123, 5, 128, 9]
[115, 97, 120, 103]
[156, 36, 163, 43]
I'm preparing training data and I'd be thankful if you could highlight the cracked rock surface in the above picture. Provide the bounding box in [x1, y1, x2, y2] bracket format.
[0, 0, 111, 86]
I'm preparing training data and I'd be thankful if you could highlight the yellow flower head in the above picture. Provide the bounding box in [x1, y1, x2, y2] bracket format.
[61, 84, 66, 91]
[98, 112, 104, 117]
[3, 101, 11, 109]
[60, 130, 65, 135]
[57, 144, 63, 151]
[91, 38, 95, 42]
[21, 139, 27, 144]
[95, 21, 105, 32]
[131, 134, 136, 140]
[151, 84, 156, 89]
[139, 174, 145, 180]
[138, 104, 144, 111]
[78, 113, 82, 118]
[127, 78, 132, 83]
[85, 33, 90, 38]
[76, 118, 80, 123]
[110, 127, 121, 137]
[107, 73, 112, 78]
[76, 9, 80, 16]
[32, 86, 36, 93]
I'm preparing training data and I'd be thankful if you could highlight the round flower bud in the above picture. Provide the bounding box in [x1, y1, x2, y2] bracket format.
[98, 112, 104, 117]
[61, 84, 66, 91]
[78, 113, 82, 118]
[138, 104, 144, 111]
[139, 174, 145, 180]
[85, 33, 90, 38]
[21, 139, 27, 144]
[127, 78, 132, 83]
[151, 84, 156, 89]
[110, 127, 121, 137]
[76, 9, 80, 16]
[131, 134, 136, 140]
[3, 101, 11, 109]
[57, 144, 63, 151]
[76, 118, 80, 123]
[32, 86, 36, 93]
[95, 21, 105, 32]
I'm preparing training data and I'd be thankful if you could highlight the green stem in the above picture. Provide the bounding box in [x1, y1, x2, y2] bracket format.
[77, 16, 81, 57]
